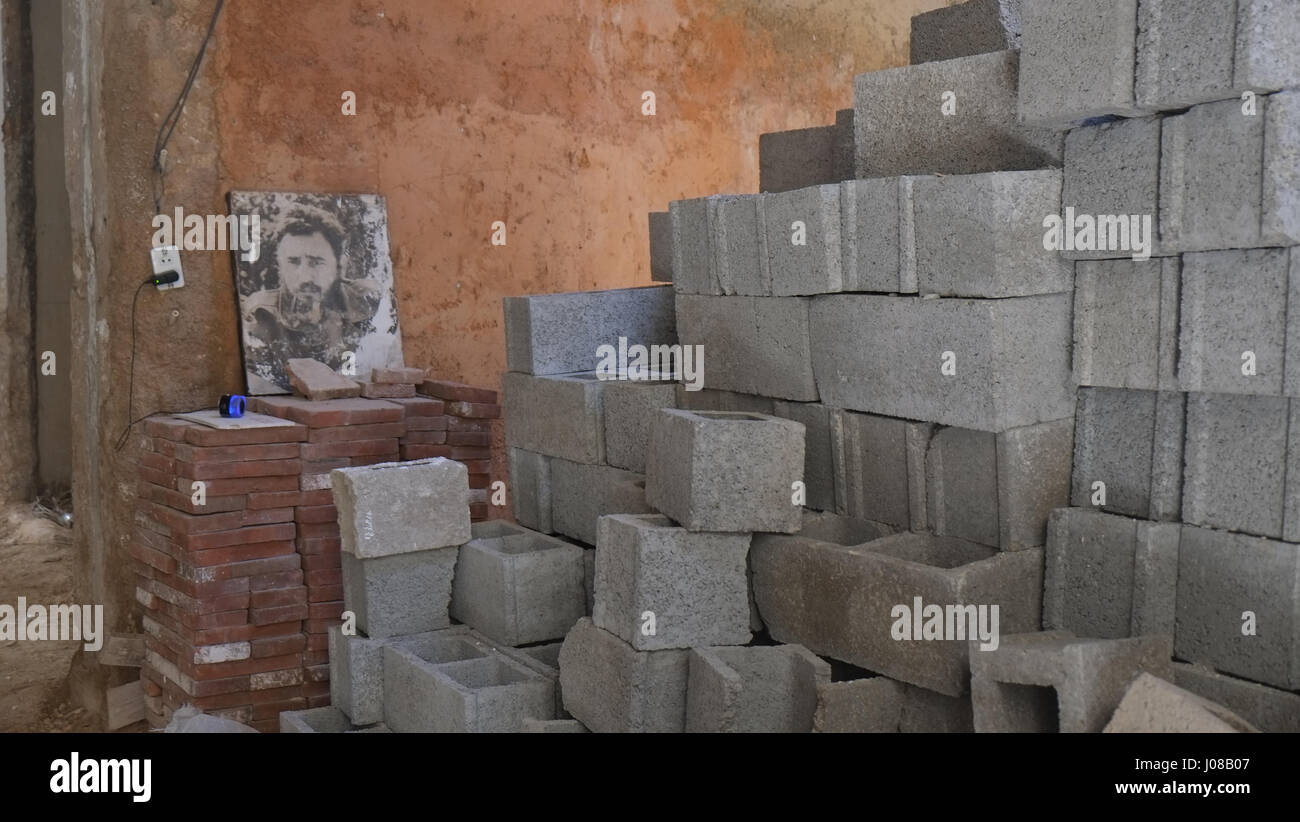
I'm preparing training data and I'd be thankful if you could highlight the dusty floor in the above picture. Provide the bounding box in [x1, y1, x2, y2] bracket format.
[0, 504, 99, 732]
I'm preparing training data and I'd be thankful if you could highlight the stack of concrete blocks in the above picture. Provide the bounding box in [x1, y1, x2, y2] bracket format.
[1003, 0, 1300, 732]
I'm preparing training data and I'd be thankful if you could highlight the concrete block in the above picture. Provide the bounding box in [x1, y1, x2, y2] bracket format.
[502, 372, 606, 464]
[593, 514, 752, 650]
[855, 50, 1062, 176]
[646, 409, 804, 533]
[670, 196, 720, 295]
[1179, 248, 1291, 396]
[286, 358, 360, 400]
[1071, 388, 1184, 520]
[1160, 94, 1300, 253]
[996, 418, 1074, 551]
[832, 410, 930, 529]
[759, 124, 840, 194]
[832, 109, 855, 183]
[602, 379, 678, 473]
[341, 548, 457, 639]
[649, 211, 673, 283]
[970, 631, 1172, 732]
[450, 521, 586, 646]
[752, 528, 1043, 696]
[521, 718, 589, 733]
[910, 0, 1021, 64]
[1104, 673, 1258, 733]
[1175, 524, 1300, 690]
[813, 677, 904, 733]
[1182, 392, 1289, 539]
[499, 641, 567, 719]
[1061, 116, 1163, 261]
[550, 458, 653, 546]
[504, 285, 676, 375]
[507, 448, 552, 533]
[913, 170, 1071, 297]
[772, 401, 835, 512]
[382, 629, 554, 733]
[332, 458, 470, 558]
[280, 706, 385, 734]
[1018, 0, 1147, 127]
[1171, 662, 1300, 733]
[713, 195, 767, 296]
[685, 645, 829, 733]
[583, 548, 595, 615]
[899, 683, 976, 732]
[1043, 508, 1179, 639]
[839, 177, 915, 295]
[674, 294, 818, 401]
[810, 294, 1074, 431]
[674, 386, 774, 415]
[558, 618, 690, 733]
[328, 626, 384, 725]
[1136, 0, 1300, 110]
[926, 427, 998, 547]
[1073, 258, 1180, 390]
[791, 508, 896, 546]
[763, 185, 842, 296]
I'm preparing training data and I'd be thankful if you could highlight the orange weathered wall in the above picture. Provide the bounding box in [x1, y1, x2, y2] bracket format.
[213, 0, 953, 388]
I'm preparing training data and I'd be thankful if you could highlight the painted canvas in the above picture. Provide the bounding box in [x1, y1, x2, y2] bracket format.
[229, 191, 403, 394]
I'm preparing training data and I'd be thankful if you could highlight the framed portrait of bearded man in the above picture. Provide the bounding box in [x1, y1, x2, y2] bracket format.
[228, 191, 404, 395]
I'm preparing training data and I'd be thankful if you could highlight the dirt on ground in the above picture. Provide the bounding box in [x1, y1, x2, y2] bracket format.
[0, 503, 100, 732]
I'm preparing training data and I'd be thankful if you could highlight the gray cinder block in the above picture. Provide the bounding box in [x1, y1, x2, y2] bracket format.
[279, 706, 386, 734]
[1175, 524, 1300, 691]
[549, 458, 653, 546]
[1062, 116, 1164, 261]
[1018, 0, 1148, 127]
[341, 548, 457, 639]
[499, 641, 567, 719]
[899, 683, 976, 732]
[713, 195, 767, 296]
[926, 427, 998, 547]
[912, 170, 1071, 297]
[996, 418, 1075, 551]
[910, 0, 1021, 65]
[332, 458, 470, 558]
[810, 294, 1074, 432]
[832, 410, 931, 530]
[759, 124, 840, 194]
[670, 196, 720, 295]
[450, 521, 586, 646]
[1182, 392, 1290, 539]
[504, 285, 676, 375]
[685, 645, 830, 733]
[855, 50, 1062, 176]
[1043, 508, 1180, 639]
[674, 386, 774, 415]
[382, 630, 554, 733]
[508, 448, 553, 533]
[557, 617, 690, 733]
[970, 631, 1172, 732]
[646, 409, 805, 533]
[772, 401, 835, 513]
[502, 372, 606, 464]
[1179, 248, 1292, 396]
[751, 528, 1043, 696]
[674, 294, 818, 401]
[1160, 94, 1300, 253]
[520, 718, 589, 733]
[328, 626, 384, 725]
[1171, 662, 1300, 733]
[832, 109, 855, 183]
[1136, 0, 1300, 111]
[1073, 258, 1180, 390]
[1071, 387, 1185, 521]
[593, 514, 752, 650]
[1103, 673, 1258, 733]
[649, 211, 673, 283]
[839, 176, 917, 295]
[813, 677, 905, 733]
[602, 379, 678, 473]
[763, 185, 842, 296]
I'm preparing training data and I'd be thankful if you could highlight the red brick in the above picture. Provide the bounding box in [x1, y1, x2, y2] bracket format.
[458, 460, 491, 473]
[183, 652, 303, 681]
[301, 553, 342, 572]
[360, 381, 416, 399]
[305, 664, 331, 683]
[176, 553, 301, 583]
[249, 569, 304, 591]
[449, 446, 492, 460]
[446, 416, 491, 433]
[248, 395, 404, 427]
[245, 490, 306, 509]
[305, 568, 342, 587]
[372, 366, 426, 384]
[308, 601, 345, 621]
[400, 444, 452, 460]
[251, 667, 304, 690]
[300, 438, 400, 460]
[184, 422, 308, 447]
[141, 501, 295, 535]
[447, 431, 491, 447]
[139, 451, 177, 475]
[305, 618, 343, 634]
[306, 634, 330, 652]
[405, 415, 450, 432]
[188, 675, 253, 698]
[467, 473, 491, 490]
[140, 676, 163, 697]
[189, 624, 257, 645]
[251, 604, 309, 626]
[251, 633, 308, 658]
[447, 400, 501, 418]
[169, 523, 296, 552]
[308, 584, 344, 603]
[350, 453, 400, 467]
[304, 683, 332, 702]
[300, 457, 350, 475]
[250, 587, 308, 609]
[129, 541, 177, 575]
[303, 649, 330, 666]
[297, 521, 340, 540]
[137, 481, 246, 514]
[400, 430, 447, 445]
[172, 458, 302, 481]
[172, 606, 248, 630]
[294, 504, 337, 524]
[144, 416, 192, 442]
[419, 379, 498, 405]
[153, 439, 301, 463]
[469, 503, 488, 519]
[249, 621, 305, 640]
[297, 536, 341, 555]
[306, 421, 406, 443]
[388, 396, 445, 416]
[252, 699, 306, 721]
[188, 539, 297, 568]
[173, 474, 300, 495]
[190, 691, 255, 711]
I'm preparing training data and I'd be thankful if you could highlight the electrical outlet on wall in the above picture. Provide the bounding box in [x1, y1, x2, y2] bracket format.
[150, 245, 185, 291]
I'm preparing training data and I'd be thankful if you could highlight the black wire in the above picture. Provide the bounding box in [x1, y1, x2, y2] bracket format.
[115, 281, 151, 452]
[151, 0, 225, 215]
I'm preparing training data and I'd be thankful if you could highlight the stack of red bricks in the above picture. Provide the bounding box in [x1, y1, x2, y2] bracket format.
[130, 377, 499, 732]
